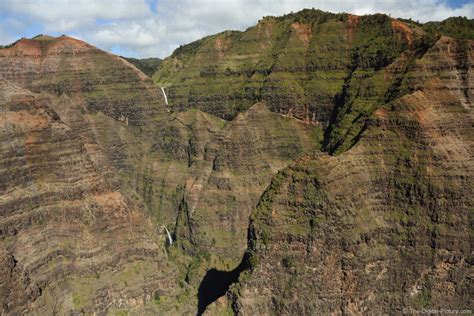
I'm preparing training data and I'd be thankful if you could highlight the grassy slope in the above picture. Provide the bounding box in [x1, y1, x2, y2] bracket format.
[123, 57, 162, 77]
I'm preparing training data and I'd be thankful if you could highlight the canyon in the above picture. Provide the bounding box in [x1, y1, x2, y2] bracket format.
[0, 10, 472, 315]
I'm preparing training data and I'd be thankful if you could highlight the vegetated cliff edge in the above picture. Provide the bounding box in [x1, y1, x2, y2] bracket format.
[0, 9, 472, 315]
[123, 57, 162, 77]
[154, 11, 472, 154]
[233, 58, 473, 313]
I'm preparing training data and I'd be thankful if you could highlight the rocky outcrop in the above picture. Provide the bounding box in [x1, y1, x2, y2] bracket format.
[0, 34, 318, 314]
[175, 102, 320, 263]
[0, 247, 41, 314]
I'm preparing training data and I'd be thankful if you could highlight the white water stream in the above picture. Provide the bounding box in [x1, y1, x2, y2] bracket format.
[160, 87, 168, 106]
[161, 225, 173, 245]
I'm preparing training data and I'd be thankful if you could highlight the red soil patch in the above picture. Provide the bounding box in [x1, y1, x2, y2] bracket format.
[374, 108, 388, 120]
[255, 18, 275, 50]
[256, 17, 275, 39]
[46, 36, 92, 54]
[214, 37, 230, 59]
[291, 22, 313, 46]
[391, 20, 414, 45]
[0, 36, 91, 58]
[0, 39, 42, 57]
[347, 14, 360, 42]
[0, 111, 48, 130]
[93, 191, 126, 207]
[400, 91, 436, 127]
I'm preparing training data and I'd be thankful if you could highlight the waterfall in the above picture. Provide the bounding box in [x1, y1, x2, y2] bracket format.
[160, 87, 168, 106]
[161, 225, 173, 245]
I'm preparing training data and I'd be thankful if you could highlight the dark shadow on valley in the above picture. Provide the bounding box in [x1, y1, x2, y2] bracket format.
[197, 252, 249, 315]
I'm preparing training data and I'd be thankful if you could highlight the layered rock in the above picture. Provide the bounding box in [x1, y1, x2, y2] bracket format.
[175, 103, 320, 264]
[154, 10, 433, 125]
[0, 79, 178, 314]
[0, 34, 320, 314]
[230, 32, 473, 315]
[0, 36, 202, 314]
[0, 10, 472, 315]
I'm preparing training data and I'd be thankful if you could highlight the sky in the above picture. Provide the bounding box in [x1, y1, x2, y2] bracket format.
[0, 0, 473, 58]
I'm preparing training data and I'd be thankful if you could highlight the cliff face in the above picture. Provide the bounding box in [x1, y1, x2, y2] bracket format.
[1, 10, 473, 316]
[0, 36, 188, 314]
[231, 34, 473, 314]
[0, 78, 177, 314]
[154, 11, 429, 128]
[123, 57, 162, 77]
[174, 102, 320, 263]
[0, 34, 321, 314]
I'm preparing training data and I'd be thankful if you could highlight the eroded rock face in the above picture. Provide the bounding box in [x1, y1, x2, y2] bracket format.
[175, 102, 320, 263]
[154, 10, 430, 125]
[1, 10, 473, 315]
[231, 35, 473, 314]
[0, 34, 320, 314]
[0, 38, 180, 314]
[0, 247, 41, 314]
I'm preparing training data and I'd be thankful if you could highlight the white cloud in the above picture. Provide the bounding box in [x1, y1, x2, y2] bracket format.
[0, 0, 472, 57]
[0, 0, 152, 32]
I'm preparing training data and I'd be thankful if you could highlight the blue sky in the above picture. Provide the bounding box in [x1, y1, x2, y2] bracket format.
[0, 0, 472, 58]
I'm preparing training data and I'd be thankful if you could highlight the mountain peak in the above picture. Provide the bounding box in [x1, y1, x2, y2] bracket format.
[31, 34, 56, 41]
[0, 35, 93, 57]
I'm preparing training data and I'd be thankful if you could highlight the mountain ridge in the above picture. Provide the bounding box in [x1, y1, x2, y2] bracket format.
[153, 10, 472, 155]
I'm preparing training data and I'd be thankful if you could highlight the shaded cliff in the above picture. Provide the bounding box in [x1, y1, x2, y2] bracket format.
[0, 34, 321, 314]
[123, 57, 162, 77]
[154, 11, 474, 156]
[159, 12, 472, 311]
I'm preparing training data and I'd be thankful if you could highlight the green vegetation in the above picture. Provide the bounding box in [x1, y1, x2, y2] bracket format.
[122, 57, 162, 77]
[424, 17, 474, 40]
[72, 293, 82, 308]
[32, 34, 56, 41]
[154, 9, 471, 156]
[323, 14, 418, 154]
[3, 9, 471, 315]
[153, 10, 356, 120]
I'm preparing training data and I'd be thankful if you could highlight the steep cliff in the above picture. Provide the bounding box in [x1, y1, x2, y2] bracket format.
[0, 35, 193, 314]
[1, 9, 473, 315]
[230, 31, 473, 315]
[123, 57, 162, 77]
[155, 11, 420, 126]
[0, 34, 321, 314]
[174, 102, 320, 263]
[0, 78, 179, 314]
[154, 11, 474, 156]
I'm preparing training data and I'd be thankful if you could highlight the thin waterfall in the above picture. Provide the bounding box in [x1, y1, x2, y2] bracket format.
[160, 87, 168, 106]
[161, 225, 173, 245]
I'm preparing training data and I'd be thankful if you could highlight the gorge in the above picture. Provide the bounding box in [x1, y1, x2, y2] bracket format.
[0, 9, 472, 315]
